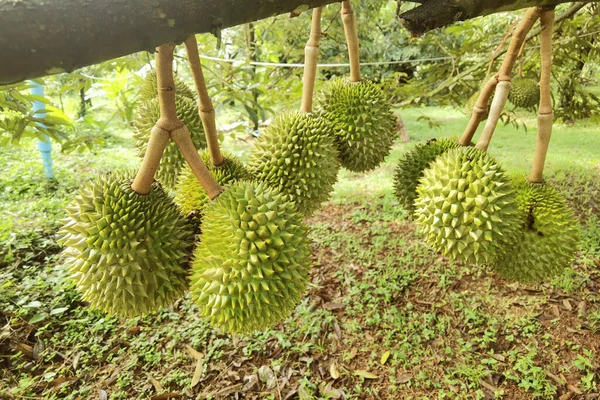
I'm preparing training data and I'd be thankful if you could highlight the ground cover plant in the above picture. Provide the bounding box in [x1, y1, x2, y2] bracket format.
[1, 105, 600, 399]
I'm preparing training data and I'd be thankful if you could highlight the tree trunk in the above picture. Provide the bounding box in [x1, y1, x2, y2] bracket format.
[0, 0, 596, 84]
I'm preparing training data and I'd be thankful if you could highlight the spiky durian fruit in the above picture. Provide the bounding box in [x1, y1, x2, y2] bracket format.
[508, 78, 539, 110]
[394, 137, 460, 214]
[174, 151, 253, 215]
[414, 147, 521, 264]
[132, 96, 206, 188]
[190, 181, 311, 333]
[140, 71, 196, 101]
[58, 171, 194, 317]
[492, 180, 580, 282]
[249, 111, 339, 216]
[465, 91, 492, 120]
[317, 77, 397, 172]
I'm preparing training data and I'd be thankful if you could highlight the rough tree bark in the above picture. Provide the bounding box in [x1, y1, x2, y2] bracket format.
[0, 0, 596, 84]
[398, 0, 597, 35]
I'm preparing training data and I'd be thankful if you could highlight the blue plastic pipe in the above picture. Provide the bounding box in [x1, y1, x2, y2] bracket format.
[30, 81, 54, 179]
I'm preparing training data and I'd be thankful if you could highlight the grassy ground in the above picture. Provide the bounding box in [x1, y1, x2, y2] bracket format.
[1, 106, 600, 399]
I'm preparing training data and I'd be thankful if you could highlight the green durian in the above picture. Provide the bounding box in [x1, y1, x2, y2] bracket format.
[393, 137, 460, 215]
[414, 147, 521, 265]
[132, 96, 206, 188]
[249, 111, 339, 216]
[317, 77, 397, 172]
[140, 71, 196, 101]
[492, 180, 580, 282]
[465, 91, 492, 120]
[190, 181, 311, 333]
[58, 171, 194, 317]
[174, 150, 253, 215]
[508, 78, 539, 110]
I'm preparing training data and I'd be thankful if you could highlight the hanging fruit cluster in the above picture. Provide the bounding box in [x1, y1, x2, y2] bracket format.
[394, 7, 580, 282]
[57, 1, 397, 334]
[57, 4, 580, 336]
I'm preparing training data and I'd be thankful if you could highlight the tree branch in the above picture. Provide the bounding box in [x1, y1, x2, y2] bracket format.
[0, 0, 340, 85]
[398, 0, 597, 35]
[0, 0, 596, 84]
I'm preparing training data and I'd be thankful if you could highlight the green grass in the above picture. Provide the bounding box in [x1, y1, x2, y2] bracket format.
[1, 106, 599, 399]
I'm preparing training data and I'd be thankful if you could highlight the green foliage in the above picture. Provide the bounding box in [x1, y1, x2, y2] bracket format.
[0, 81, 72, 146]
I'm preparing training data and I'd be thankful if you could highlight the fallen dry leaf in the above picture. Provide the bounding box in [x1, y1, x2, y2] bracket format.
[72, 352, 80, 370]
[397, 374, 412, 384]
[150, 393, 182, 400]
[49, 377, 77, 388]
[354, 370, 378, 379]
[323, 302, 345, 311]
[148, 375, 164, 392]
[185, 344, 204, 361]
[380, 351, 391, 365]
[15, 343, 34, 359]
[349, 348, 358, 360]
[191, 359, 203, 388]
[330, 362, 340, 380]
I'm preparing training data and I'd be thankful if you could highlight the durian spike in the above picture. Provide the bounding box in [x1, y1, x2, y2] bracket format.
[300, 7, 323, 114]
[341, 0, 361, 83]
[184, 35, 224, 167]
[131, 43, 178, 195]
[529, 7, 555, 184]
[459, 7, 542, 148]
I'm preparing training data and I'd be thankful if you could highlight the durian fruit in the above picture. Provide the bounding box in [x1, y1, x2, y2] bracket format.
[317, 77, 397, 172]
[508, 78, 540, 110]
[190, 181, 311, 333]
[414, 146, 521, 264]
[492, 180, 580, 282]
[174, 150, 253, 215]
[249, 111, 339, 216]
[58, 171, 194, 317]
[465, 91, 492, 120]
[393, 137, 460, 215]
[140, 71, 196, 101]
[132, 96, 207, 188]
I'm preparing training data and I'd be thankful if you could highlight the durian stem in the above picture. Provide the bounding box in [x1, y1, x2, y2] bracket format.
[476, 80, 511, 151]
[341, 0, 361, 83]
[462, 7, 541, 149]
[300, 7, 323, 114]
[131, 43, 180, 194]
[184, 35, 225, 167]
[155, 43, 180, 128]
[529, 8, 555, 184]
[131, 126, 170, 194]
[497, 8, 541, 82]
[172, 127, 223, 200]
[459, 75, 497, 146]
